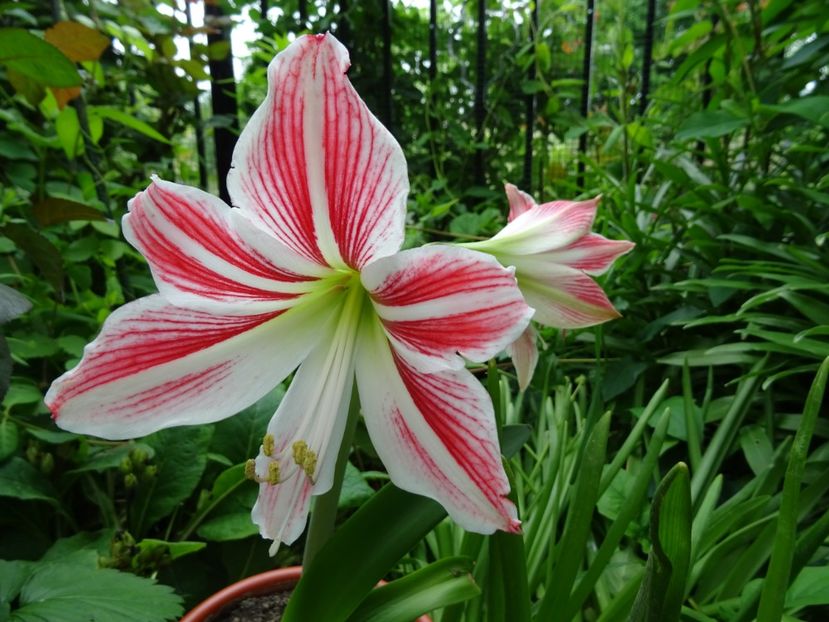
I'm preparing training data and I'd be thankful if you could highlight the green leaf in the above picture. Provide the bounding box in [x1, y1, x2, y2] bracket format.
[339, 461, 375, 509]
[10, 563, 182, 622]
[93, 106, 171, 144]
[0, 28, 80, 87]
[136, 538, 206, 561]
[0, 457, 56, 504]
[210, 385, 283, 464]
[0, 560, 35, 605]
[347, 557, 480, 622]
[629, 463, 692, 622]
[0, 419, 20, 461]
[0, 224, 64, 293]
[762, 96, 829, 128]
[130, 426, 213, 535]
[675, 110, 749, 141]
[283, 484, 446, 622]
[196, 512, 259, 541]
[33, 198, 106, 226]
[536, 412, 611, 622]
[55, 103, 83, 159]
[757, 357, 829, 622]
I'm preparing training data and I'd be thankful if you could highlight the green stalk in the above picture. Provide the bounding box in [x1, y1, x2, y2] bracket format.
[303, 383, 362, 566]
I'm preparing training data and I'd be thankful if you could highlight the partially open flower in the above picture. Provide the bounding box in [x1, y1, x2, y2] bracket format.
[463, 184, 634, 389]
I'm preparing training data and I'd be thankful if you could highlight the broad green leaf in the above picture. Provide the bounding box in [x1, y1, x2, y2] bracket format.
[0, 338, 12, 407]
[210, 385, 283, 464]
[0, 28, 80, 87]
[283, 484, 446, 622]
[196, 512, 258, 541]
[0, 560, 34, 605]
[675, 110, 748, 141]
[11, 563, 182, 622]
[56, 105, 83, 159]
[347, 557, 480, 622]
[93, 106, 171, 144]
[0, 457, 56, 504]
[339, 461, 375, 509]
[0, 419, 20, 461]
[130, 426, 213, 535]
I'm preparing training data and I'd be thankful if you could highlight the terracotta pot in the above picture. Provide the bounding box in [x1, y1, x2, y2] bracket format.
[181, 565, 431, 622]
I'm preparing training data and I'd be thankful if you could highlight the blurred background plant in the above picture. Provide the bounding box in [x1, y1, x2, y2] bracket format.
[0, 0, 827, 620]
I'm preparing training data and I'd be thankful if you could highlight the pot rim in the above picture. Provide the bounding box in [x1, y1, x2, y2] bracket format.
[180, 565, 431, 622]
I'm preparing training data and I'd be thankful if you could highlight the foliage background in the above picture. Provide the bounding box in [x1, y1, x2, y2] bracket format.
[0, 0, 828, 620]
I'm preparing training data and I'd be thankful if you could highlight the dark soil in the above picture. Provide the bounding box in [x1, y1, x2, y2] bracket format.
[212, 591, 292, 622]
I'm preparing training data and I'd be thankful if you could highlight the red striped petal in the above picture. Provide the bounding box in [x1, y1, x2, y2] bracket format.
[362, 246, 533, 372]
[541, 234, 634, 275]
[506, 325, 539, 391]
[356, 316, 519, 535]
[124, 178, 328, 315]
[46, 292, 341, 439]
[228, 33, 408, 269]
[505, 183, 536, 222]
[521, 266, 622, 329]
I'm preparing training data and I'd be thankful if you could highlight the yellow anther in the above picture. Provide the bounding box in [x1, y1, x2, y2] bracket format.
[267, 461, 281, 485]
[292, 440, 308, 466]
[302, 451, 317, 479]
[244, 459, 257, 481]
[262, 434, 275, 457]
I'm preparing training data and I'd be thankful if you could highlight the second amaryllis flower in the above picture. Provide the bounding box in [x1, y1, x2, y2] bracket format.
[463, 184, 634, 389]
[46, 34, 533, 552]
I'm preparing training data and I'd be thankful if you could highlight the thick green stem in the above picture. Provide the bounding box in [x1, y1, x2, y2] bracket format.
[302, 383, 361, 566]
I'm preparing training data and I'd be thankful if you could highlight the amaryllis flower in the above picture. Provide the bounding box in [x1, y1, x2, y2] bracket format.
[46, 34, 532, 551]
[462, 184, 633, 389]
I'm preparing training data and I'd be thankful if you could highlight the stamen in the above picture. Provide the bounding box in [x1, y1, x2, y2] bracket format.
[262, 433, 275, 457]
[292, 440, 317, 480]
[267, 461, 281, 485]
[244, 459, 258, 481]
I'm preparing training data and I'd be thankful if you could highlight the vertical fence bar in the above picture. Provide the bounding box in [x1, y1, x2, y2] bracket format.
[185, 0, 208, 190]
[429, 0, 437, 82]
[697, 13, 719, 163]
[638, 0, 656, 117]
[522, 0, 539, 191]
[576, 0, 595, 190]
[380, 0, 393, 130]
[474, 0, 487, 187]
[205, 0, 239, 203]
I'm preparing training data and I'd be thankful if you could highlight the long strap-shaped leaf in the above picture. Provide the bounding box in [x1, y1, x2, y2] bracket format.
[282, 484, 446, 622]
[629, 463, 692, 622]
[756, 356, 829, 622]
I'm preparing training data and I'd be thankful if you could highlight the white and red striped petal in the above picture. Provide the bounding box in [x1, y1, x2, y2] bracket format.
[520, 265, 621, 329]
[506, 325, 539, 392]
[361, 246, 533, 373]
[45, 291, 342, 439]
[505, 183, 536, 222]
[252, 468, 313, 556]
[477, 196, 599, 256]
[355, 316, 520, 535]
[228, 33, 408, 270]
[251, 294, 362, 551]
[124, 178, 329, 315]
[539, 234, 634, 276]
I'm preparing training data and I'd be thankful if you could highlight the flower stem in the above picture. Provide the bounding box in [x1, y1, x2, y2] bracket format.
[302, 382, 361, 566]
